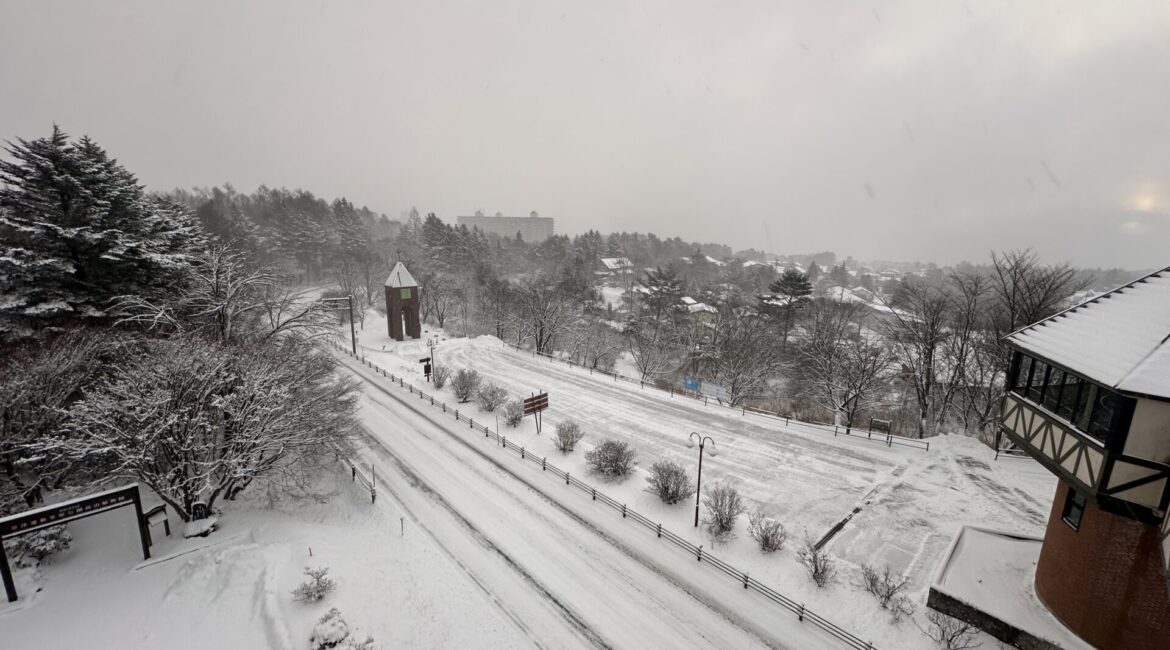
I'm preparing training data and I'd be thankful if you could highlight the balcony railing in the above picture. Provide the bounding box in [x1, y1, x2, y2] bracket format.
[1001, 393, 1170, 513]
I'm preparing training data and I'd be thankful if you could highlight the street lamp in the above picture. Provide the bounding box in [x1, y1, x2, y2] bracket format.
[687, 431, 717, 527]
[321, 295, 357, 355]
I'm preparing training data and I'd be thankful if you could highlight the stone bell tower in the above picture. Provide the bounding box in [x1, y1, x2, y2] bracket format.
[384, 261, 421, 341]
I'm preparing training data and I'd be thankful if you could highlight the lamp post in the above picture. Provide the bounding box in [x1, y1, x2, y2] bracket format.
[321, 295, 357, 355]
[687, 431, 716, 527]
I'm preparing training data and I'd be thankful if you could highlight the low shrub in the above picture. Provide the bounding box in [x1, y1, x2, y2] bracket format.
[476, 382, 508, 411]
[796, 534, 837, 587]
[554, 420, 585, 453]
[585, 439, 636, 477]
[5, 524, 72, 568]
[431, 364, 451, 389]
[451, 368, 481, 403]
[646, 460, 695, 505]
[502, 400, 524, 427]
[747, 509, 786, 552]
[311, 608, 377, 650]
[293, 566, 336, 602]
[702, 482, 745, 543]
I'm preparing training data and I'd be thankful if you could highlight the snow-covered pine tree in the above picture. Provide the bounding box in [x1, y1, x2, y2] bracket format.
[0, 126, 203, 339]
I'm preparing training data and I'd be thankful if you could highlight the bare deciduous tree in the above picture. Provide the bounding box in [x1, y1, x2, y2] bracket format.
[799, 300, 891, 430]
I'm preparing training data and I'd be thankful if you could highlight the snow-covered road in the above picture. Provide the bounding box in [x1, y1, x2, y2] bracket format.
[347, 353, 840, 650]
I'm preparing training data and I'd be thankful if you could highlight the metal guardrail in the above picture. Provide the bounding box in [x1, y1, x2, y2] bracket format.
[502, 342, 929, 452]
[332, 341, 877, 650]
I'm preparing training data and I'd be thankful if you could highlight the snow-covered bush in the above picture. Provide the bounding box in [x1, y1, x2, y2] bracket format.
[311, 608, 376, 650]
[554, 420, 585, 453]
[796, 534, 837, 587]
[293, 566, 336, 602]
[431, 364, 451, 389]
[747, 509, 786, 552]
[646, 460, 694, 505]
[5, 525, 72, 567]
[585, 439, 636, 477]
[476, 382, 508, 412]
[702, 482, 745, 542]
[919, 610, 977, 650]
[451, 368, 481, 403]
[502, 400, 524, 427]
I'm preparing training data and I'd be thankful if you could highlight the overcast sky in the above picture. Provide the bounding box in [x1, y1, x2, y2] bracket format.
[2, 1, 1167, 269]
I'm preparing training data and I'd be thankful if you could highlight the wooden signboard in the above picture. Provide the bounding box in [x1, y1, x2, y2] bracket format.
[0, 484, 151, 602]
[523, 392, 549, 432]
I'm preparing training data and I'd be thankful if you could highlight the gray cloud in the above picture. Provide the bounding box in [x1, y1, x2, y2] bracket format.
[1, 0, 1167, 268]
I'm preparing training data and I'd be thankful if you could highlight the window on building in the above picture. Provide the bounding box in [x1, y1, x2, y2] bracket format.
[1061, 488, 1087, 530]
[1056, 372, 1086, 422]
[1043, 368, 1064, 412]
[1027, 361, 1048, 403]
[400, 288, 412, 300]
[1087, 388, 1119, 442]
[1012, 354, 1033, 392]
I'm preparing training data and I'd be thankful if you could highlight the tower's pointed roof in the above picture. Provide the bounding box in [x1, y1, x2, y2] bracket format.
[384, 262, 418, 288]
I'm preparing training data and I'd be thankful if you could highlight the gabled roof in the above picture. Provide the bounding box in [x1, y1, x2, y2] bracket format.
[1006, 266, 1170, 398]
[384, 262, 418, 288]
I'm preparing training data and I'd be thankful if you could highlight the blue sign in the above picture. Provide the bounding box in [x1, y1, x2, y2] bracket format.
[683, 376, 701, 392]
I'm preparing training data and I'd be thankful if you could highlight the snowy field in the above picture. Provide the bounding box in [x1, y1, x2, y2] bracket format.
[0, 468, 536, 649]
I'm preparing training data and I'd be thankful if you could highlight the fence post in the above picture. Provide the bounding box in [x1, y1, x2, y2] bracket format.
[565, 472, 570, 485]
[656, 523, 662, 538]
[697, 545, 703, 562]
[443, 403, 447, 413]
[798, 604, 804, 621]
[455, 410, 459, 420]
[622, 504, 626, 518]
[469, 418, 473, 429]
[542, 457, 546, 471]
[743, 572, 749, 589]
[591, 488, 596, 501]
[521, 447, 525, 459]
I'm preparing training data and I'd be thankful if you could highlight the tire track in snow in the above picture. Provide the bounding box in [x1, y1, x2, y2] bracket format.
[360, 425, 608, 650]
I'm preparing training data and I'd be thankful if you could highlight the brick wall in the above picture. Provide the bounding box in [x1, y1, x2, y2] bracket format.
[1035, 480, 1170, 649]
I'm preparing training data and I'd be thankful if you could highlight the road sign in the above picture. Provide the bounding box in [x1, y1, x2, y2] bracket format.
[523, 392, 549, 416]
[683, 376, 701, 392]
[523, 392, 549, 433]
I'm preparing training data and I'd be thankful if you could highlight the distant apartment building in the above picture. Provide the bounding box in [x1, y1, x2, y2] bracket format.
[456, 210, 555, 243]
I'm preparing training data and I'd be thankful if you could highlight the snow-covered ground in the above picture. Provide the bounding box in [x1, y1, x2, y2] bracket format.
[0, 464, 538, 649]
[338, 313, 1060, 648]
[1, 313, 1058, 649]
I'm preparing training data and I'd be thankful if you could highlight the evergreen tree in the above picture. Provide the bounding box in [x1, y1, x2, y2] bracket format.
[829, 263, 851, 287]
[769, 268, 813, 305]
[766, 268, 813, 346]
[0, 126, 203, 339]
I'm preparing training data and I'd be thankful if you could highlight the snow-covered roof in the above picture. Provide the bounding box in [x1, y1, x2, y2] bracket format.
[680, 296, 698, 305]
[1007, 267, 1170, 398]
[600, 257, 633, 271]
[384, 262, 418, 288]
